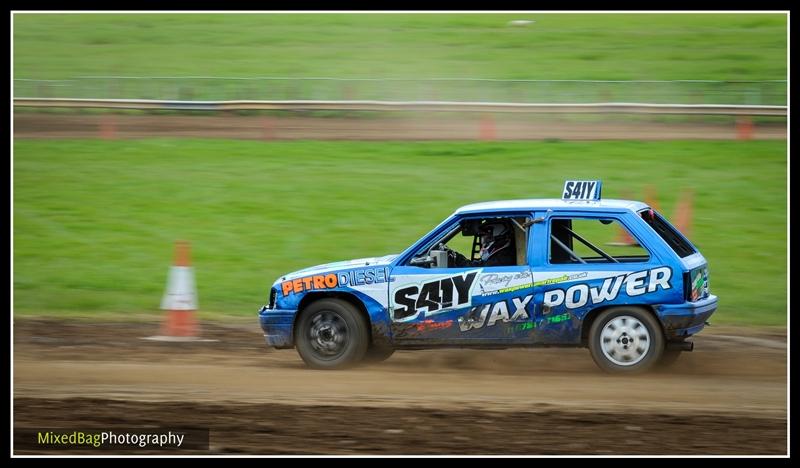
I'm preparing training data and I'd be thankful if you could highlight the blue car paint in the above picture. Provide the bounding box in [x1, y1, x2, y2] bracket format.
[259, 200, 717, 350]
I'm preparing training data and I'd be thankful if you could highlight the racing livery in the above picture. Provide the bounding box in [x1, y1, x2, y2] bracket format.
[259, 181, 718, 373]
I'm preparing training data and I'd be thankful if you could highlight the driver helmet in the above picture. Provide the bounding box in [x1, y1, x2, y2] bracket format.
[479, 221, 511, 260]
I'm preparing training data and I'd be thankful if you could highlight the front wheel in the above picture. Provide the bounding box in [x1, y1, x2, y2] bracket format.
[295, 299, 369, 370]
[588, 307, 664, 374]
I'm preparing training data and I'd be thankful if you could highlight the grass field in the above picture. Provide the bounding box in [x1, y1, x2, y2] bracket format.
[13, 139, 786, 325]
[13, 13, 787, 80]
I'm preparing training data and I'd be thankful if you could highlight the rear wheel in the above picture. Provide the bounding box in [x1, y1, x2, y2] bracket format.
[588, 307, 664, 374]
[295, 299, 369, 370]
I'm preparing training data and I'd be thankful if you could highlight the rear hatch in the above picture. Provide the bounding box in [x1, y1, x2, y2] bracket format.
[638, 208, 710, 301]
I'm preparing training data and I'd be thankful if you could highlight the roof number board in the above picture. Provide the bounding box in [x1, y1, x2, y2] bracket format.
[562, 180, 602, 201]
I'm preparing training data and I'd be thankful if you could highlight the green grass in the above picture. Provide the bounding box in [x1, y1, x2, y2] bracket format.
[13, 139, 786, 325]
[13, 13, 787, 80]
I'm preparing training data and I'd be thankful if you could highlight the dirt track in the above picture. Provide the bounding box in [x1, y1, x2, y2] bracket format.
[13, 113, 787, 140]
[13, 319, 787, 455]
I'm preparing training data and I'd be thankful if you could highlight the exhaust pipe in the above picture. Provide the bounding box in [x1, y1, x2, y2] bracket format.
[667, 341, 694, 352]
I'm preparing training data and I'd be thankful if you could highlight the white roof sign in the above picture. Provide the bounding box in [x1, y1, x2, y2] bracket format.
[562, 180, 602, 201]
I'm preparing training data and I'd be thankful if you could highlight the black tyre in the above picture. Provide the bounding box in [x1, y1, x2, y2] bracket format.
[588, 307, 664, 374]
[295, 298, 369, 370]
[363, 345, 395, 364]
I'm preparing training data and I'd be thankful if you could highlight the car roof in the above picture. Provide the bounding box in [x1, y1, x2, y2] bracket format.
[455, 198, 649, 214]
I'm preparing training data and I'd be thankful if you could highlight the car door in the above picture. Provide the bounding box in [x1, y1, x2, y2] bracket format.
[389, 213, 535, 345]
[529, 210, 666, 345]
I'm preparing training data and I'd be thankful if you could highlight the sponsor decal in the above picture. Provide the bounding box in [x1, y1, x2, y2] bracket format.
[479, 271, 531, 289]
[543, 267, 672, 310]
[492, 282, 534, 295]
[547, 312, 571, 324]
[478, 271, 534, 297]
[413, 320, 454, 332]
[514, 312, 571, 331]
[392, 271, 478, 320]
[690, 267, 709, 301]
[533, 272, 588, 287]
[458, 295, 532, 332]
[282, 267, 390, 296]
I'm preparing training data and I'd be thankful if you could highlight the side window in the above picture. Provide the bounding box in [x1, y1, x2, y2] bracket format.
[408, 216, 530, 268]
[549, 217, 650, 264]
[442, 228, 474, 262]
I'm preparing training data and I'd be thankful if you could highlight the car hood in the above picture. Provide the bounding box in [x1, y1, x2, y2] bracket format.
[278, 254, 399, 282]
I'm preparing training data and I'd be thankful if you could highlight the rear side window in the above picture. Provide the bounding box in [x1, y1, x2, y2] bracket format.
[549, 217, 650, 264]
[639, 209, 696, 258]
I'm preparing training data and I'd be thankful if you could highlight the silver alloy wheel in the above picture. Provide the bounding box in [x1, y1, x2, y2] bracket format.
[600, 315, 651, 366]
[308, 311, 349, 358]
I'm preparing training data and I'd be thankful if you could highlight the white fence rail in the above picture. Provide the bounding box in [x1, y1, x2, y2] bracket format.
[13, 97, 788, 116]
[14, 77, 788, 106]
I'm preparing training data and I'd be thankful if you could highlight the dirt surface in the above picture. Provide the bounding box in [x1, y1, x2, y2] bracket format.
[13, 318, 787, 455]
[13, 113, 787, 140]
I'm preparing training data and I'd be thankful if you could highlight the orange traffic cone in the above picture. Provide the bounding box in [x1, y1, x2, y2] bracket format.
[673, 188, 694, 240]
[644, 184, 661, 212]
[143, 241, 215, 342]
[479, 115, 496, 141]
[262, 117, 274, 140]
[160, 240, 198, 337]
[736, 117, 754, 141]
[99, 114, 117, 140]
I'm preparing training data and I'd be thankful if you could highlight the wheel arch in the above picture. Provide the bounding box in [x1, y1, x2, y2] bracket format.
[294, 291, 373, 343]
[580, 304, 663, 346]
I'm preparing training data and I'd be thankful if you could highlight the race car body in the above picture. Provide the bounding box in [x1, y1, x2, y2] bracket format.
[259, 180, 717, 373]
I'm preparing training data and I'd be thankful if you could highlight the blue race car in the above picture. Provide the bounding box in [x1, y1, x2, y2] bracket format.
[259, 180, 717, 373]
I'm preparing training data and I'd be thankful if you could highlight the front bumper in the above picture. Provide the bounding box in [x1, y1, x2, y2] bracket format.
[258, 305, 296, 348]
[657, 294, 718, 340]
